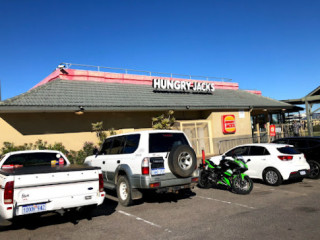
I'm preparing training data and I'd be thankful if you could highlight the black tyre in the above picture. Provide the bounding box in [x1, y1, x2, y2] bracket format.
[232, 175, 253, 195]
[168, 145, 197, 178]
[116, 175, 133, 207]
[307, 160, 320, 179]
[263, 168, 283, 186]
[198, 170, 212, 189]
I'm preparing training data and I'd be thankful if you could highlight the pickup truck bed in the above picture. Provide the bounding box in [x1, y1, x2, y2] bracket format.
[0, 150, 105, 220]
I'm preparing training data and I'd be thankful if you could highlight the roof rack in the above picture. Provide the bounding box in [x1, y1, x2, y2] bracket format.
[61, 62, 232, 82]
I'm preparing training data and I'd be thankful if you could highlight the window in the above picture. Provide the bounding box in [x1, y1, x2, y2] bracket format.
[3, 152, 66, 167]
[249, 146, 270, 156]
[309, 140, 320, 148]
[277, 147, 300, 154]
[100, 138, 113, 155]
[123, 134, 140, 154]
[225, 146, 250, 157]
[149, 133, 189, 153]
[110, 136, 125, 154]
[273, 139, 288, 144]
[288, 139, 309, 149]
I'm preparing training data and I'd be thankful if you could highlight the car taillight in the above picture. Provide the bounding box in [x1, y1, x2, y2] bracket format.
[4, 181, 14, 204]
[278, 156, 293, 161]
[141, 158, 150, 175]
[98, 173, 104, 192]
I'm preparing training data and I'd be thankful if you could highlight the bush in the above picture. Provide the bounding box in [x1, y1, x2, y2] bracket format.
[0, 140, 97, 165]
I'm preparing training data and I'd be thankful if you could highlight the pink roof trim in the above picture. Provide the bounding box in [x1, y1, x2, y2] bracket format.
[32, 69, 239, 90]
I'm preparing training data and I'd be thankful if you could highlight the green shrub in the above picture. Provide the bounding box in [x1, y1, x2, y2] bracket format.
[0, 140, 97, 165]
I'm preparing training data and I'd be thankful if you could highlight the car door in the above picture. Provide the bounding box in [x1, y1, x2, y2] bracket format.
[95, 138, 114, 183]
[104, 136, 126, 183]
[224, 146, 251, 170]
[247, 146, 271, 179]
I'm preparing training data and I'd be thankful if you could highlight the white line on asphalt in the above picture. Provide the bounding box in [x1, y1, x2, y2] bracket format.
[118, 210, 172, 233]
[197, 196, 256, 209]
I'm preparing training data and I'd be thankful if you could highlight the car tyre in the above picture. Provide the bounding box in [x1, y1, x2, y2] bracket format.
[116, 175, 133, 207]
[168, 145, 197, 178]
[263, 168, 283, 186]
[307, 160, 320, 179]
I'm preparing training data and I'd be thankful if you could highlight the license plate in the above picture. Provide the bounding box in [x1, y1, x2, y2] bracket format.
[300, 171, 306, 175]
[22, 203, 46, 215]
[151, 168, 165, 176]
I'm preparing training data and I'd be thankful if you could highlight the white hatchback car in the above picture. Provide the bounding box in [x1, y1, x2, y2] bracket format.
[210, 143, 310, 186]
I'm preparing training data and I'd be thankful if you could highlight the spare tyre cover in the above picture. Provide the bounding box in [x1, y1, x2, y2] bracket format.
[168, 145, 197, 178]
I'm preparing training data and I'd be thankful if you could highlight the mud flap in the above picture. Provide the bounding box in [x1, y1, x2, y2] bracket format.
[131, 189, 143, 200]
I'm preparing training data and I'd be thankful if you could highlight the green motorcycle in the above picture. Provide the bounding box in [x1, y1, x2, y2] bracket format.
[198, 156, 253, 194]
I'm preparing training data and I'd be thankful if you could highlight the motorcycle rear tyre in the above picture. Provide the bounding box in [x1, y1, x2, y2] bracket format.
[198, 170, 212, 189]
[232, 175, 253, 195]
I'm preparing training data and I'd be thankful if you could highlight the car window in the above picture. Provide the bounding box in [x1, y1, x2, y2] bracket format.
[149, 133, 189, 153]
[100, 138, 113, 155]
[288, 139, 309, 149]
[277, 147, 300, 154]
[225, 146, 250, 157]
[110, 136, 125, 154]
[273, 139, 288, 144]
[309, 140, 320, 148]
[3, 152, 66, 167]
[249, 146, 270, 156]
[123, 134, 140, 154]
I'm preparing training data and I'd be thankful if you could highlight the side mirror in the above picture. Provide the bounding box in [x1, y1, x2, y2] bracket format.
[222, 155, 226, 160]
[93, 148, 99, 156]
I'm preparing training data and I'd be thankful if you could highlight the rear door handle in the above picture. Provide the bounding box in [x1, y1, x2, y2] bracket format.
[102, 161, 105, 164]
[117, 160, 120, 164]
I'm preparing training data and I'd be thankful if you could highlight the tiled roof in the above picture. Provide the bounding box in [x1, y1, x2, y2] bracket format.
[0, 79, 294, 112]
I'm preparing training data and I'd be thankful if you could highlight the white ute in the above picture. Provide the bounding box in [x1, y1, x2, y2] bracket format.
[0, 150, 105, 221]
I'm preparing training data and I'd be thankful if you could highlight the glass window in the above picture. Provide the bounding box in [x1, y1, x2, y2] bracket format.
[288, 139, 309, 149]
[100, 138, 113, 155]
[277, 147, 300, 154]
[149, 133, 189, 153]
[123, 134, 140, 154]
[110, 136, 125, 154]
[273, 139, 288, 144]
[3, 152, 66, 167]
[249, 146, 270, 156]
[225, 146, 250, 157]
[309, 140, 320, 148]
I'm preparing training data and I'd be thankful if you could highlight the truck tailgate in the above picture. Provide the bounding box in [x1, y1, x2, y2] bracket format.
[7, 166, 102, 216]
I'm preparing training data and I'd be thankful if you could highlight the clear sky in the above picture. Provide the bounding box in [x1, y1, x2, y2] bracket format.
[0, 0, 319, 102]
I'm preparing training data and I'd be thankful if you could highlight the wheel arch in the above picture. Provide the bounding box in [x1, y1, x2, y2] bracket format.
[114, 164, 133, 185]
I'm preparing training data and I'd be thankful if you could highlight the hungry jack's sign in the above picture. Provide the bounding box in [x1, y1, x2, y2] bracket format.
[152, 79, 215, 93]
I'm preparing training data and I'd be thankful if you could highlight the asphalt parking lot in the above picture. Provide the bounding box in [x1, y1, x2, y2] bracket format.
[1, 179, 320, 240]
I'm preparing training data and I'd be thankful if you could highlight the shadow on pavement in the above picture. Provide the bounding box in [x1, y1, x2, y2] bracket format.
[139, 189, 197, 205]
[0, 197, 118, 231]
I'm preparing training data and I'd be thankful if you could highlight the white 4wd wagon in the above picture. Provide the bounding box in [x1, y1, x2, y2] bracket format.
[84, 130, 199, 206]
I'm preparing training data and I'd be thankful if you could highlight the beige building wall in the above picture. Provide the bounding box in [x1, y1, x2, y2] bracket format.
[0, 110, 252, 155]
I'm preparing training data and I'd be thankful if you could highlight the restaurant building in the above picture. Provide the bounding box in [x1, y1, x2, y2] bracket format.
[0, 64, 298, 156]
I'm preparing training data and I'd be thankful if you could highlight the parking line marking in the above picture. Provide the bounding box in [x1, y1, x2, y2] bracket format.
[197, 196, 256, 209]
[118, 210, 172, 233]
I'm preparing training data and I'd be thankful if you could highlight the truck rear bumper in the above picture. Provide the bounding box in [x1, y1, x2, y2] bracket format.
[132, 169, 199, 189]
[0, 192, 105, 220]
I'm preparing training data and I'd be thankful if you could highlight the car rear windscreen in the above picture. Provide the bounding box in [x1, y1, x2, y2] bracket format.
[149, 133, 189, 153]
[277, 147, 300, 154]
[3, 152, 67, 168]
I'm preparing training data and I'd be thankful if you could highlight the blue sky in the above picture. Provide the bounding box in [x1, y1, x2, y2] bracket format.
[0, 0, 319, 102]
